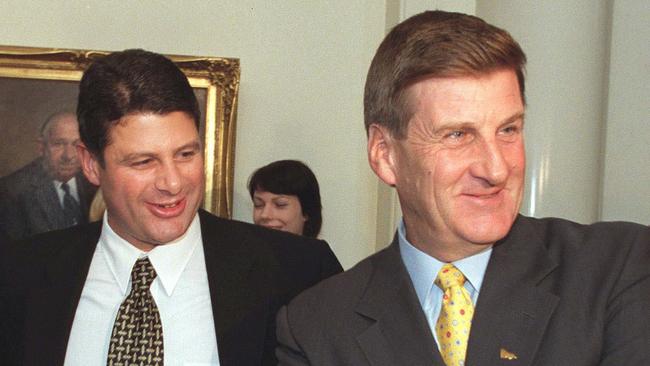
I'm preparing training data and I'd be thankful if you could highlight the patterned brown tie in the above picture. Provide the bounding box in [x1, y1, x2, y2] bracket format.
[107, 257, 164, 366]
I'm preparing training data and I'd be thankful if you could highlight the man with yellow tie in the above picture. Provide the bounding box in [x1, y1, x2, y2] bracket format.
[276, 10, 650, 366]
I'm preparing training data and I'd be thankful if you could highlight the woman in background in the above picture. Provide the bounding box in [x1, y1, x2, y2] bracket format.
[248, 160, 322, 238]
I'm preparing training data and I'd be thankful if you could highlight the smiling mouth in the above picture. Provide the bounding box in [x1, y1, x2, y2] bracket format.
[470, 192, 498, 198]
[462, 189, 505, 201]
[147, 198, 187, 217]
[262, 224, 283, 229]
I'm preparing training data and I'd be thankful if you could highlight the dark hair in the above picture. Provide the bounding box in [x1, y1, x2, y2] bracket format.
[248, 160, 322, 238]
[77, 49, 201, 164]
[364, 10, 527, 138]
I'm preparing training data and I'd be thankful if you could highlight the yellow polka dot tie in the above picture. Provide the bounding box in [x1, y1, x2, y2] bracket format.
[435, 264, 474, 366]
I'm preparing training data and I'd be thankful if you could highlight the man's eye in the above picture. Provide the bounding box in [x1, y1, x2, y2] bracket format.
[447, 130, 465, 139]
[502, 125, 518, 134]
[180, 150, 197, 158]
[499, 125, 521, 141]
[442, 129, 473, 146]
[132, 159, 152, 167]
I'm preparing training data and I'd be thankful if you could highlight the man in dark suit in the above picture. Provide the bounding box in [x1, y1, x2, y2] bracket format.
[276, 11, 650, 366]
[0, 112, 97, 241]
[0, 49, 341, 366]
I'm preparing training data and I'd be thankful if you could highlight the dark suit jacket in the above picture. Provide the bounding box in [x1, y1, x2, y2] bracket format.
[277, 215, 650, 366]
[0, 158, 97, 241]
[0, 209, 342, 366]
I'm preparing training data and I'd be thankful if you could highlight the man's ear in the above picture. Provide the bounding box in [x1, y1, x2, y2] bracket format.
[77, 143, 102, 186]
[367, 124, 398, 187]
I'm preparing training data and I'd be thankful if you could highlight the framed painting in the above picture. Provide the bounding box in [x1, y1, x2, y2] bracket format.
[0, 45, 239, 219]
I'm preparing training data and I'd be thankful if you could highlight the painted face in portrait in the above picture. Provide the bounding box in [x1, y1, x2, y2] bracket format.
[252, 190, 307, 236]
[369, 69, 526, 260]
[40, 113, 81, 182]
[79, 111, 205, 251]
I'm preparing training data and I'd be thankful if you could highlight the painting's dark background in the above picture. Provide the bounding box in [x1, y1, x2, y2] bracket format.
[0, 77, 78, 177]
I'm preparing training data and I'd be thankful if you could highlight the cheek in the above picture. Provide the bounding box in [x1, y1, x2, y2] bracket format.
[505, 145, 526, 174]
[103, 171, 147, 200]
[252, 208, 262, 222]
[48, 150, 61, 161]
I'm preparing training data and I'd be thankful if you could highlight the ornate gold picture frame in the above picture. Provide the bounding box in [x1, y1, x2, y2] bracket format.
[0, 45, 239, 218]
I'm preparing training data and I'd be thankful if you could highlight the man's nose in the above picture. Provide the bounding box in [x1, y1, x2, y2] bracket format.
[62, 143, 77, 160]
[471, 139, 509, 185]
[155, 162, 182, 195]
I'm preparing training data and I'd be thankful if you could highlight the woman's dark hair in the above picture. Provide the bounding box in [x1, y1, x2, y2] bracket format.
[248, 160, 322, 238]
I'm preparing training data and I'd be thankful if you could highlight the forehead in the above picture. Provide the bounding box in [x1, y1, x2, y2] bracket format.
[102, 111, 200, 159]
[109, 111, 198, 140]
[405, 70, 523, 126]
[47, 115, 79, 138]
[253, 190, 294, 200]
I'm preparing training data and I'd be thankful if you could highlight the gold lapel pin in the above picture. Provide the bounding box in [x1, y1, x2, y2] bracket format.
[500, 348, 518, 360]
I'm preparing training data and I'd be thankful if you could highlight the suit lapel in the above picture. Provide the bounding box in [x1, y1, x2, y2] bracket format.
[355, 242, 445, 366]
[22, 223, 100, 366]
[200, 212, 271, 366]
[467, 216, 559, 366]
[32, 179, 65, 230]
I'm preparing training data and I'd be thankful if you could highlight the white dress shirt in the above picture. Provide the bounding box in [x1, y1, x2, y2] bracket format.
[64, 214, 220, 366]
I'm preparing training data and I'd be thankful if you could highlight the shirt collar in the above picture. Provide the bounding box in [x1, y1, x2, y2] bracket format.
[99, 213, 202, 297]
[397, 219, 492, 308]
[53, 177, 78, 199]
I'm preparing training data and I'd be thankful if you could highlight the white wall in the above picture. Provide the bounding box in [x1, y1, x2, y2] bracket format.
[601, 0, 650, 224]
[0, 0, 387, 268]
[477, 0, 649, 225]
[477, 0, 611, 224]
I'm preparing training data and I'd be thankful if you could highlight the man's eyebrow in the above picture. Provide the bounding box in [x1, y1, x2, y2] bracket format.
[501, 111, 525, 126]
[119, 152, 156, 163]
[434, 111, 526, 131]
[119, 141, 202, 163]
[175, 140, 202, 153]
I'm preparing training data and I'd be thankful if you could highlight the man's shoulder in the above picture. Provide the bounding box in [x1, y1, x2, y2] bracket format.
[0, 159, 48, 202]
[0, 221, 101, 284]
[198, 209, 335, 255]
[197, 210, 343, 301]
[286, 245, 392, 314]
[0, 159, 46, 187]
[515, 215, 648, 249]
[1, 221, 101, 259]
[511, 215, 649, 270]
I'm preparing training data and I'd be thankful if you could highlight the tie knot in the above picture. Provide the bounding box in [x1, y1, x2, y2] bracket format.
[130, 257, 157, 291]
[435, 263, 466, 290]
[61, 182, 70, 194]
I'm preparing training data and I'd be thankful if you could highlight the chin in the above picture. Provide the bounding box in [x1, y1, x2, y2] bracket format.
[463, 216, 515, 244]
[151, 222, 192, 243]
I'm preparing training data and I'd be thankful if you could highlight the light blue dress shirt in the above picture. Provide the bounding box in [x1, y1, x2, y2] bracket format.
[397, 219, 492, 347]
